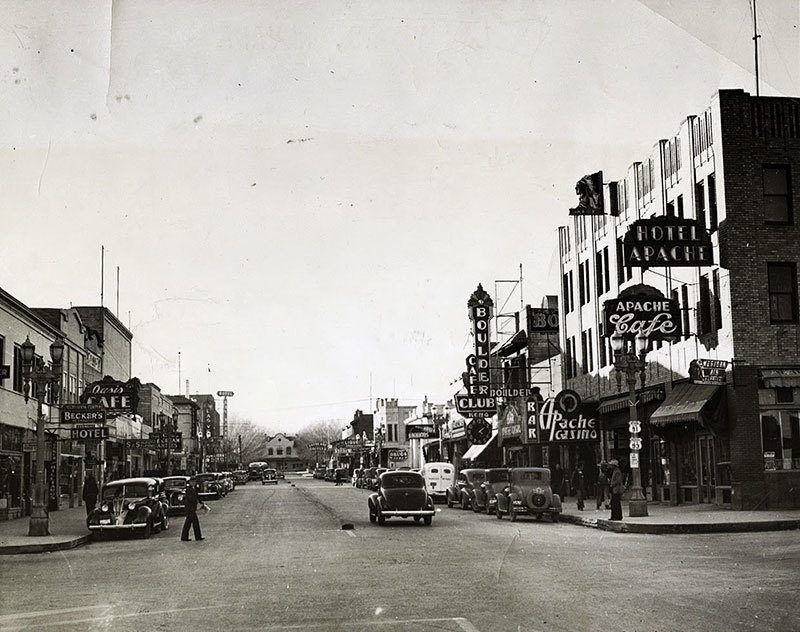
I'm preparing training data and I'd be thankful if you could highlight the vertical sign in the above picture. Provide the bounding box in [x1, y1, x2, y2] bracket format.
[455, 284, 497, 419]
[47, 461, 59, 510]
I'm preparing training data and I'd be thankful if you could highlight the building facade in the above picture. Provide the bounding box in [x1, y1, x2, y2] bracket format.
[558, 89, 800, 509]
[373, 397, 416, 468]
[262, 433, 305, 472]
[167, 395, 200, 474]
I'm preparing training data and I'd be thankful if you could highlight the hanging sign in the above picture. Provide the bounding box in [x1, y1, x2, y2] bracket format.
[534, 398, 599, 443]
[81, 376, 140, 416]
[524, 396, 542, 444]
[527, 307, 559, 333]
[70, 426, 109, 441]
[690, 359, 728, 385]
[622, 217, 713, 267]
[456, 284, 498, 419]
[61, 404, 107, 424]
[569, 171, 604, 215]
[406, 425, 437, 440]
[603, 284, 681, 342]
[499, 401, 523, 441]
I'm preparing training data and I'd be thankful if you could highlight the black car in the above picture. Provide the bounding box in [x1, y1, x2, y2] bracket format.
[367, 471, 435, 526]
[162, 476, 191, 514]
[87, 477, 169, 539]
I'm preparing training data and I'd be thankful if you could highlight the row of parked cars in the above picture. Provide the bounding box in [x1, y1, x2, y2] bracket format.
[313, 466, 349, 482]
[86, 470, 248, 539]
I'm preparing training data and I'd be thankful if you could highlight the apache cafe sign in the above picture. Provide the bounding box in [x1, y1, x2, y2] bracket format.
[603, 284, 681, 342]
[455, 284, 498, 420]
[81, 376, 140, 416]
[622, 217, 713, 267]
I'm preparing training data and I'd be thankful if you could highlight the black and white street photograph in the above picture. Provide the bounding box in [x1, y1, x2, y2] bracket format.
[1, 1, 799, 631]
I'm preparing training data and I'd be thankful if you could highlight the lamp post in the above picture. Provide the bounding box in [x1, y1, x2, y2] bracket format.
[610, 331, 649, 518]
[21, 335, 64, 537]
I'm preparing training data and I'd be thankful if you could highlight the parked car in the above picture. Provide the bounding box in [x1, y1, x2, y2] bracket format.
[474, 468, 510, 515]
[87, 477, 169, 539]
[446, 468, 484, 510]
[324, 468, 335, 482]
[161, 475, 191, 514]
[220, 472, 235, 493]
[421, 462, 455, 503]
[358, 468, 373, 488]
[262, 468, 278, 485]
[495, 467, 562, 522]
[334, 467, 349, 484]
[232, 470, 249, 485]
[367, 471, 435, 526]
[313, 467, 326, 479]
[276, 470, 285, 479]
[248, 462, 269, 480]
[195, 472, 223, 500]
[369, 468, 388, 491]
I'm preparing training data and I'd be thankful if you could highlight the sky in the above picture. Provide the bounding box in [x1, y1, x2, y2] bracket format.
[1, 0, 798, 432]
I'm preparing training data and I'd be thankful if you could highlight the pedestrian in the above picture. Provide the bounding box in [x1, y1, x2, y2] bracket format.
[551, 463, 563, 499]
[82, 472, 98, 517]
[334, 469, 342, 486]
[181, 478, 207, 541]
[608, 459, 624, 521]
[571, 462, 586, 511]
[596, 461, 610, 510]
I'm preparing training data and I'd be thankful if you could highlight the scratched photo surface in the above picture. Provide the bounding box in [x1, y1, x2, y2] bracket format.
[1, 2, 799, 631]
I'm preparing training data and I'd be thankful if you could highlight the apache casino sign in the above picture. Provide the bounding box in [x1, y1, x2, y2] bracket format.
[603, 284, 681, 342]
[623, 217, 713, 267]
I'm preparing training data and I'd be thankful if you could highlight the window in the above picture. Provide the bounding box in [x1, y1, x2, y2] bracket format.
[586, 328, 594, 372]
[616, 239, 632, 285]
[761, 411, 800, 470]
[387, 425, 394, 442]
[708, 174, 718, 232]
[276, 448, 283, 455]
[712, 269, 723, 331]
[698, 275, 712, 335]
[677, 194, 684, 218]
[680, 285, 691, 340]
[286, 447, 291, 455]
[13, 345, 23, 393]
[767, 263, 798, 323]
[763, 165, 792, 223]
[562, 273, 572, 314]
[580, 332, 588, 375]
[579, 261, 589, 306]
[268, 448, 273, 455]
[595, 247, 610, 297]
[695, 181, 706, 229]
[776, 388, 794, 404]
[0, 335, 4, 386]
[666, 200, 675, 217]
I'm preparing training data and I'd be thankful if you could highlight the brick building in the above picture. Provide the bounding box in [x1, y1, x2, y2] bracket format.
[558, 89, 800, 510]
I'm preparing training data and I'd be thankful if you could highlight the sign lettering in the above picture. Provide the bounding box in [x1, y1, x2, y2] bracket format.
[70, 426, 109, 441]
[623, 217, 714, 267]
[603, 284, 681, 342]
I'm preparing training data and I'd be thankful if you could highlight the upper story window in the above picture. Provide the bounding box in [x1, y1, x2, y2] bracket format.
[268, 448, 274, 455]
[763, 165, 792, 224]
[13, 345, 23, 393]
[767, 263, 799, 323]
[286, 447, 292, 455]
[0, 335, 5, 387]
[695, 181, 706, 229]
[708, 173, 718, 232]
[276, 448, 283, 455]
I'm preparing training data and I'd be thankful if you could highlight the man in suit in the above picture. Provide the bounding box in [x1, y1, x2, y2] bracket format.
[608, 459, 624, 521]
[82, 472, 98, 517]
[181, 478, 207, 541]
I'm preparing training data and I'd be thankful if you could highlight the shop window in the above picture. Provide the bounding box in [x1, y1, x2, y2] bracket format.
[776, 388, 794, 404]
[761, 411, 800, 470]
[767, 263, 799, 323]
[763, 165, 792, 224]
[679, 440, 698, 485]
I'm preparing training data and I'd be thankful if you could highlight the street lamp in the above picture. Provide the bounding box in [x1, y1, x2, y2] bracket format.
[611, 331, 649, 517]
[21, 336, 64, 536]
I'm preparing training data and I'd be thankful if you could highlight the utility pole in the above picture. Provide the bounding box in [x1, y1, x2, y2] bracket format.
[238, 433, 243, 469]
[216, 391, 234, 467]
[753, 0, 761, 96]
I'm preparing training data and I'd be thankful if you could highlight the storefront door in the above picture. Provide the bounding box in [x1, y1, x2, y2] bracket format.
[698, 435, 715, 503]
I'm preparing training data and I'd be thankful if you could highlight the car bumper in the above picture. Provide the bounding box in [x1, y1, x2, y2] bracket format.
[88, 522, 148, 531]
[380, 509, 435, 517]
[512, 505, 557, 514]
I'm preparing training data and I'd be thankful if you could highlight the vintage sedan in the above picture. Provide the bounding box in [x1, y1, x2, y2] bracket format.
[474, 468, 510, 515]
[232, 470, 249, 485]
[220, 472, 235, 493]
[261, 468, 278, 485]
[495, 467, 562, 522]
[87, 477, 169, 539]
[367, 471, 435, 526]
[195, 472, 223, 500]
[446, 468, 484, 510]
[369, 467, 388, 491]
[162, 475, 191, 514]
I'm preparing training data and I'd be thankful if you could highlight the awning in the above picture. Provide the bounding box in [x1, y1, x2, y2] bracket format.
[492, 330, 528, 358]
[760, 368, 800, 388]
[599, 387, 665, 414]
[462, 430, 498, 461]
[649, 383, 723, 427]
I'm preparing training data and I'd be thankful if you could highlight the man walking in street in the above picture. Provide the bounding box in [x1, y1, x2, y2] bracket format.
[608, 459, 624, 521]
[82, 472, 98, 517]
[181, 478, 207, 541]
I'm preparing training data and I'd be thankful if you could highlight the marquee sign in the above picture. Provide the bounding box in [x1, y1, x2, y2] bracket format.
[569, 171, 604, 215]
[527, 398, 599, 443]
[603, 284, 681, 342]
[622, 217, 713, 267]
[81, 376, 141, 416]
[456, 284, 497, 419]
[70, 426, 109, 441]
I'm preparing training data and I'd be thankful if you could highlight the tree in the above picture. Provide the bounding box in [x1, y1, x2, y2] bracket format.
[225, 414, 276, 467]
[295, 419, 347, 464]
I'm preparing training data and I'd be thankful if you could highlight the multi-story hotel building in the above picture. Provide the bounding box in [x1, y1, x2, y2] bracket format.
[558, 89, 800, 510]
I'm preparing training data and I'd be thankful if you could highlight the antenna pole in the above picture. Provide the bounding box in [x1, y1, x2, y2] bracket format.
[116, 266, 120, 316]
[178, 351, 182, 394]
[100, 245, 104, 308]
[753, 0, 761, 96]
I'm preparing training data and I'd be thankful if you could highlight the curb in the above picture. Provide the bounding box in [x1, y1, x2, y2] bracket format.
[0, 534, 91, 555]
[559, 513, 800, 534]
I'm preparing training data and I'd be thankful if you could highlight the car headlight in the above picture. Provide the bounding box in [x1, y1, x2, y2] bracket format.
[178, 494, 184, 501]
[100, 503, 109, 512]
[128, 502, 137, 511]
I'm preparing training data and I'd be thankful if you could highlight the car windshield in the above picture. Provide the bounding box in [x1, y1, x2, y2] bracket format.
[102, 483, 149, 500]
[513, 470, 548, 484]
[471, 472, 486, 482]
[195, 474, 215, 482]
[381, 474, 423, 489]
[164, 479, 186, 489]
[488, 470, 509, 483]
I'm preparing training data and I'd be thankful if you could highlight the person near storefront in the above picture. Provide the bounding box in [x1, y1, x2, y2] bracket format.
[608, 459, 624, 521]
[81, 472, 98, 516]
[596, 461, 610, 510]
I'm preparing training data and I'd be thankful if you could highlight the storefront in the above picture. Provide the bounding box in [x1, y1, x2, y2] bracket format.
[0, 424, 26, 521]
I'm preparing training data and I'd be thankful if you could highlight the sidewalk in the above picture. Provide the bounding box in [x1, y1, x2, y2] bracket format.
[559, 498, 800, 534]
[0, 504, 91, 554]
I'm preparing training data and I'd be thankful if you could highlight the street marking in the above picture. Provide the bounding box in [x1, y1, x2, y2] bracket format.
[0, 605, 108, 622]
[0, 605, 225, 629]
[254, 617, 481, 630]
[344, 528, 357, 537]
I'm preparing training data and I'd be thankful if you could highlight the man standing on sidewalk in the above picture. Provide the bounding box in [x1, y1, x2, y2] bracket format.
[181, 478, 207, 541]
[608, 459, 624, 521]
[81, 472, 98, 517]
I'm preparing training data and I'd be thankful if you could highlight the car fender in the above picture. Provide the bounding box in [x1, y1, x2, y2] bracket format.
[552, 494, 562, 511]
[509, 492, 522, 502]
[368, 494, 381, 510]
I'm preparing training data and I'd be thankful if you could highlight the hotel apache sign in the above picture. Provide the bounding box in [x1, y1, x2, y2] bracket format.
[603, 284, 681, 342]
[623, 217, 713, 267]
[456, 284, 498, 421]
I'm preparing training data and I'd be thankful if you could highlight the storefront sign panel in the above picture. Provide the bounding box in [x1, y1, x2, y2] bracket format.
[407, 425, 437, 440]
[61, 404, 106, 424]
[527, 307, 559, 333]
[690, 359, 728, 385]
[534, 398, 600, 443]
[623, 217, 713, 267]
[603, 284, 681, 342]
[70, 426, 110, 441]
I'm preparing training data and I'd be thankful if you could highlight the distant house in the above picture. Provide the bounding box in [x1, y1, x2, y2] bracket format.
[262, 433, 306, 472]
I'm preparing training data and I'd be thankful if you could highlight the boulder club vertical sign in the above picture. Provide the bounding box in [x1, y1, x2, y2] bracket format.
[455, 284, 496, 443]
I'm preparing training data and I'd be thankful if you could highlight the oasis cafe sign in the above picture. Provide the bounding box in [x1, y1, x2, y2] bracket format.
[81, 376, 140, 416]
[603, 284, 681, 342]
[622, 217, 713, 267]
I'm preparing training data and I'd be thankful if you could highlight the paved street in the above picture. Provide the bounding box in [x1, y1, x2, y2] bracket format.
[1, 477, 799, 632]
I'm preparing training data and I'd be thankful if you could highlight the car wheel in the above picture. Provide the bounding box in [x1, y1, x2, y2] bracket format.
[496, 506, 503, 519]
[486, 505, 493, 515]
[446, 493, 454, 509]
[460, 495, 469, 510]
[552, 512, 560, 523]
[472, 501, 481, 513]
[413, 516, 421, 523]
[369, 509, 376, 523]
[510, 508, 517, 522]
[423, 516, 432, 526]
[141, 520, 152, 539]
[377, 512, 386, 526]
